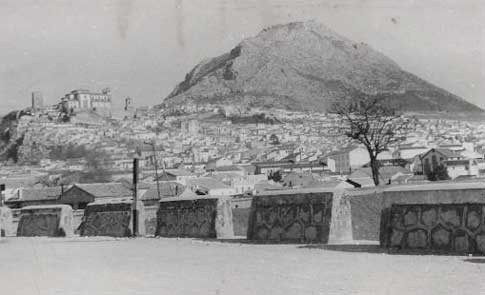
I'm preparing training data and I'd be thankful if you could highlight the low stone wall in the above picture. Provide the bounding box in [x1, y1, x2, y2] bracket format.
[17, 205, 73, 237]
[380, 183, 485, 254]
[383, 203, 485, 254]
[80, 201, 132, 237]
[156, 196, 234, 239]
[247, 190, 334, 243]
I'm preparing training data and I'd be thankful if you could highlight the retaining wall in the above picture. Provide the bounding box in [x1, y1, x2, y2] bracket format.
[247, 190, 334, 243]
[380, 183, 485, 254]
[17, 205, 73, 237]
[156, 196, 234, 239]
[80, 201, 133, 237]
[383, 203, 485, 254]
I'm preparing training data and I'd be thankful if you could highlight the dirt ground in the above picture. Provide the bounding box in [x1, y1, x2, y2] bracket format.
[1, 237, 484, 295]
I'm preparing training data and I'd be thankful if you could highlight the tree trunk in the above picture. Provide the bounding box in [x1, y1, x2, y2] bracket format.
[370, 155, 380, 186]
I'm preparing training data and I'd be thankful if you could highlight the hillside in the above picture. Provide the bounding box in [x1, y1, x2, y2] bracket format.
[162, 21, 481, 113]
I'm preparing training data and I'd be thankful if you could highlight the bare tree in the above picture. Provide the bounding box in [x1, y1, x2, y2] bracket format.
[329, 95, 410, 186]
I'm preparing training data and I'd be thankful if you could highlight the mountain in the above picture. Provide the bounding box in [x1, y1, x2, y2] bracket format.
[161, 21, 481, 113]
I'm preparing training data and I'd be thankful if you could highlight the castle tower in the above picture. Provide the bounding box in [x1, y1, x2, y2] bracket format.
[31, 91, 44, 112]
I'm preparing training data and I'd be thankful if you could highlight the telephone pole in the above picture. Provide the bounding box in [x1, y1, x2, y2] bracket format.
[132, 158, 138, 236]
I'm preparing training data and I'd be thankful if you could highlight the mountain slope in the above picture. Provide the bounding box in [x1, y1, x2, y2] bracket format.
[162, 21, 481, 113]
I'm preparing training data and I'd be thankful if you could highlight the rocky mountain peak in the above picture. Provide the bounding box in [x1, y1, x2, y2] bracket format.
[162, 21, 482, 113]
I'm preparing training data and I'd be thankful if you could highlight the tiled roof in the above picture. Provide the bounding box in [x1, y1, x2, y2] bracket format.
[140, 182, 185, 200]
[421, 148, 461, 159]
[73, 183, 132, 198]
[8, 187, 63, 202]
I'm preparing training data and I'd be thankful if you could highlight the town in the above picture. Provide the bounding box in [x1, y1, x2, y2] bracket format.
[2, 88, 485, 202]
[1, 4, 485, 293]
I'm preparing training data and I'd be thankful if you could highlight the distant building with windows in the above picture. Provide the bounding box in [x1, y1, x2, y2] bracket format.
[418, 148, 462, 175]
[61, 88, 112, 116]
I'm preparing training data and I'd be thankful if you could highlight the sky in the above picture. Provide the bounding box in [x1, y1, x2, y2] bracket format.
[1, 0, 484, 115]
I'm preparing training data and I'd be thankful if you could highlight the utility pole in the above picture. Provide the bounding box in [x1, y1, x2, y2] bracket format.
[150, 141, 161, 199]
[0, 184, 5, 206]
[145, 140, 174, 197]
[132, 158, 138, 236]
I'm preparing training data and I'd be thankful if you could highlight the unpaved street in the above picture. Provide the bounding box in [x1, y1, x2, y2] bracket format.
[1, 237, 484, 295]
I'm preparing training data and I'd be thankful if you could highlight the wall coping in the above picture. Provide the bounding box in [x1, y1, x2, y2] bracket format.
[21, 204, 72, 211]
[383, 182, 485, 192]
[255, 187, 334, 196]
[159, 195, 229, 203]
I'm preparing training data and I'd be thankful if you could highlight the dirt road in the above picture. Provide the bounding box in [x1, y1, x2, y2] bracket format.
[0, 237, 484, 295]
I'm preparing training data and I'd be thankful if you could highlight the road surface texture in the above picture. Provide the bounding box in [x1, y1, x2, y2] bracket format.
[0, 237, 484, 295]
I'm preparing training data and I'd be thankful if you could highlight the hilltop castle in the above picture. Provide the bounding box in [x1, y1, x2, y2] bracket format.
[61, 88, 112, 116]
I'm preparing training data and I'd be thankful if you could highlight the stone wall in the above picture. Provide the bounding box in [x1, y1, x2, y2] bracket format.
[17, 205, 73, 237]
[247, 191, 333, 243]
[80, 202, 132, 237]
[382, 203, 485, 254]
[379, 183, 485, 254]
[156, 197, 234, 239]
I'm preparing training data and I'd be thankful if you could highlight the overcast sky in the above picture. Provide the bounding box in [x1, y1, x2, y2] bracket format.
[1, 0, 484, 115]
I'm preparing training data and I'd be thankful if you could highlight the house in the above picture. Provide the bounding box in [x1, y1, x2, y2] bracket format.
[140, 182, 185, 206]
[325, 146, 369, 174]
[419, 148, 462, 175]
[445, 159, 479, 179]
[156, 169, 197, 185]
[59, 183, 133, 209]
[5, 187, 62, 209]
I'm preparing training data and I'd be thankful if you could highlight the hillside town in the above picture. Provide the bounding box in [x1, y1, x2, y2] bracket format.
[2, 5, 485, 294]
[2, 89, 485, 210]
